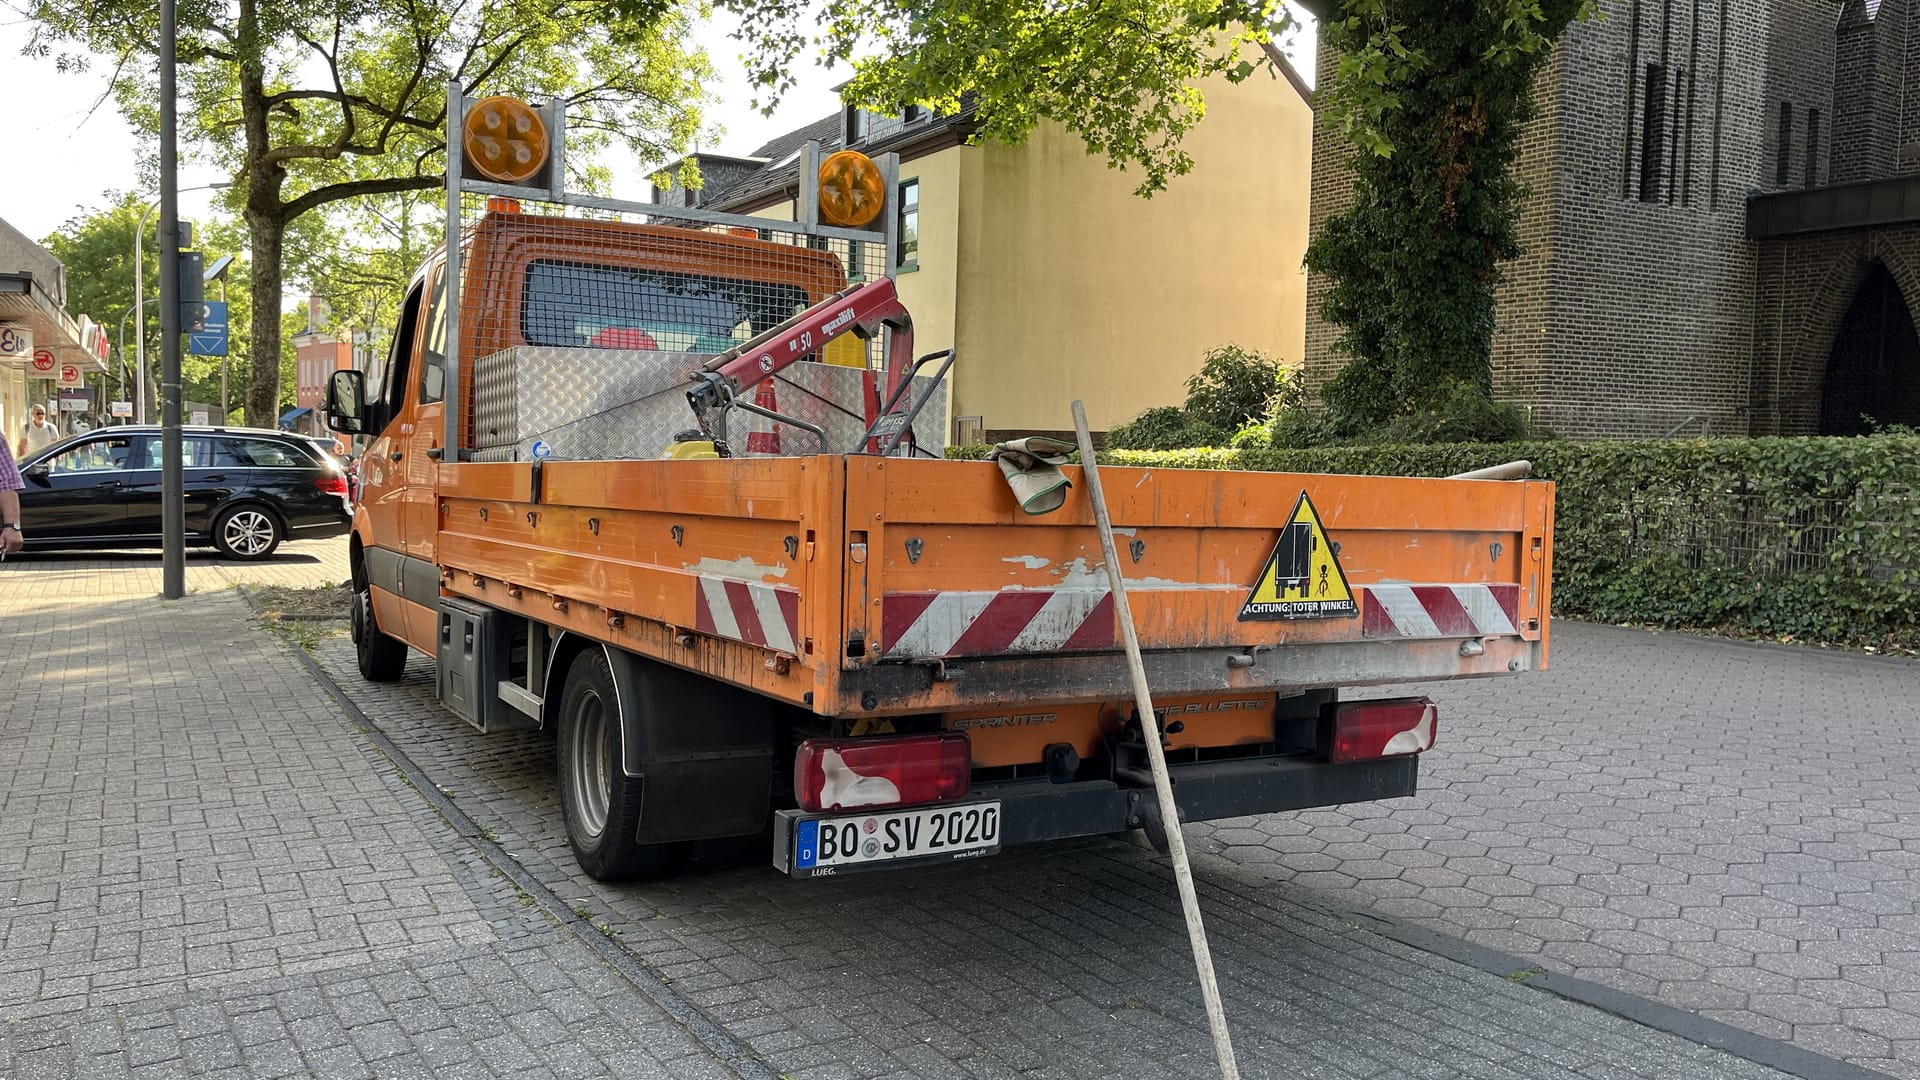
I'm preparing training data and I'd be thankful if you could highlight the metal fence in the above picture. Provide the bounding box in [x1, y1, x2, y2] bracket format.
[1621, 482, 1919, 581]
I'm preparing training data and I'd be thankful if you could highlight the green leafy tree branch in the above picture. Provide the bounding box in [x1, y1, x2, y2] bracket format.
[22, 0, 710, 427]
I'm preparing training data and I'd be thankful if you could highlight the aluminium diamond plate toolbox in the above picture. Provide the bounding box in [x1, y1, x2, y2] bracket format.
[469, 345, 948, 462]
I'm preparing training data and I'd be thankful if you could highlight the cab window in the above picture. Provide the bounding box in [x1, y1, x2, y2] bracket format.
[382, 278, 427, 417]
[420, 265, 448, 403]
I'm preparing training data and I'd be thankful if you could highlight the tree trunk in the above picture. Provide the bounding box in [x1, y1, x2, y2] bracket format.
[243, 215, 284, 428]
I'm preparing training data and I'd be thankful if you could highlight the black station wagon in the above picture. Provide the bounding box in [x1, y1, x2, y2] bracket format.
[16, 425, 353, 560]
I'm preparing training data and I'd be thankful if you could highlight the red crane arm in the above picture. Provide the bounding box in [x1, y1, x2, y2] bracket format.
[686, 277, 916, 425]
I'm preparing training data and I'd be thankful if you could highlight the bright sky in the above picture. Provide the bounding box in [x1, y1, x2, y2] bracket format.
[0, 9, 1313, 248]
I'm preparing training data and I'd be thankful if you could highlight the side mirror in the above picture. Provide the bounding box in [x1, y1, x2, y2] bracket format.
[23, 462, 49, 480]
[326, 370, 368, 434]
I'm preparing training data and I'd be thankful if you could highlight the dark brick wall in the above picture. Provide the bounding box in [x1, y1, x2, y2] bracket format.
[1303, 0, 1920, 440]
[1904, 0, 1920, 173]
[1751, 224, 1920, 434]
[1518, 0, 1761, 438]
[1302, 47, 1355, 393]
[1830, 0, 1911, 182]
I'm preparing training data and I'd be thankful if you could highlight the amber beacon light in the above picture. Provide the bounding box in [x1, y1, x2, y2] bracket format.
[463, 96, 549, 185]
[817, 150, 886, 228]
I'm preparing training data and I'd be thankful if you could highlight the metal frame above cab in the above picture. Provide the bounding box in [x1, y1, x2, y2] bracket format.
[438, 80, 900, 464]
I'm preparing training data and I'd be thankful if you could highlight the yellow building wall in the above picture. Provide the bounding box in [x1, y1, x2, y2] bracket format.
[892, 152, 960, 365]
[949, 74, 1312, 436]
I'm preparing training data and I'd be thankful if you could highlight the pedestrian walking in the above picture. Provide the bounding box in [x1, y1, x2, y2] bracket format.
[0, 436, 24, 559]
[18, 405, 59, 460]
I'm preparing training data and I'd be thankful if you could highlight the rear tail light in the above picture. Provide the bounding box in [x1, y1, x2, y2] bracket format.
[795, 733, 970, 812]
[314, 475, 349, 496]
[1326, 698, 1437, 763]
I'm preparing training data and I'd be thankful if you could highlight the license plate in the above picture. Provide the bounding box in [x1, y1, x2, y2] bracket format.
[786, 801, 1001, 877]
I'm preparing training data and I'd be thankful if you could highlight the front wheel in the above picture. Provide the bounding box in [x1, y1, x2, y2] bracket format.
[556, 648, 673, 881]
[212, 504, 283, 560]
[351, 581, 408, 682]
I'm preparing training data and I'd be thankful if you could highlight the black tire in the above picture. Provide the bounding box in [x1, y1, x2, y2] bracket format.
[556, 648, 673, 881]
[212, 503, 283, 560]
[351, 582, 408, 683]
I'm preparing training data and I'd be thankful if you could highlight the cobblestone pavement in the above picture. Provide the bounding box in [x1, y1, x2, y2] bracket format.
[307, 630, 1808, 1080]
[0, 551, 741, 1078]
[0, 537, 350, 602]
[1190, 623, 1920, 1077]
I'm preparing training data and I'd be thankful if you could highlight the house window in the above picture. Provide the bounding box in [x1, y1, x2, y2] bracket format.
[897, 179, 919, 270]
[1776, 102, 1793, 187]
[903, 104, 924, 124]
[1805, 107, 1821, 187]
[1638, 63, 1666, 202]
[844, 106, 867, 146]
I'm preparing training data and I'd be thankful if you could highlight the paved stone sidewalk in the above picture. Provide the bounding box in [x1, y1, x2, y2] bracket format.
[0, 538, 349, 603]
[1, 935, 736, 1080]
[1194, 622, 1920, 1077]
[0, 574, 730, 1078]
[313, 636, 1803, 1080]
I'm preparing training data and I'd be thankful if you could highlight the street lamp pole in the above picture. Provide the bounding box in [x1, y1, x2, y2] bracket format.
[160, 0, 182, 599]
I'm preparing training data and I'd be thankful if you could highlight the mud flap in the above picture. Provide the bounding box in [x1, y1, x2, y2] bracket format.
[600, 646, 777, 844]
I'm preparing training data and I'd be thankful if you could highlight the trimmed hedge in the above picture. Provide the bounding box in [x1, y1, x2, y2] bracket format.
[948, 438, 1920, 648]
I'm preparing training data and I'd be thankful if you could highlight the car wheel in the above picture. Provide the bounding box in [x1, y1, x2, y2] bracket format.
[351, 582, 408, 682]
[556, 648, 674, 881]
[212, 504, 283, 560]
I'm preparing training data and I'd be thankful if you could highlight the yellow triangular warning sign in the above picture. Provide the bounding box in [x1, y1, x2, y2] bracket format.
[1240, 491, 1358, 621]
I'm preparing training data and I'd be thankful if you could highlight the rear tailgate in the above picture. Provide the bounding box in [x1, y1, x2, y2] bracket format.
[827, 457, 1552, 714]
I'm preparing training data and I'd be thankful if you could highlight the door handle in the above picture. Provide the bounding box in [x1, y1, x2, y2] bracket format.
[390, 451, 404, 461]
[202, 474, 226, 483]
[94, 480, 122, 489]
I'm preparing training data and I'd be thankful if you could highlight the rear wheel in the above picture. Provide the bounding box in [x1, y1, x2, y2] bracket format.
[556, 648, 673, 881]
[351, 580, 408, 682]
[212, 504, 283, 560]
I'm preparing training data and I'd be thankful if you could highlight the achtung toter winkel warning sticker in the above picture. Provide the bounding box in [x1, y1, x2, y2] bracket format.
[1239, 491, 1359, 621]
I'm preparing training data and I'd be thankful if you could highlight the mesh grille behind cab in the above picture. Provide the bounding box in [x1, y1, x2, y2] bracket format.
[454, 202, 906, 461]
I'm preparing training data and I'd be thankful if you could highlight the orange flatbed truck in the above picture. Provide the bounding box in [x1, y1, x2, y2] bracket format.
[323, 89, 1555, 881]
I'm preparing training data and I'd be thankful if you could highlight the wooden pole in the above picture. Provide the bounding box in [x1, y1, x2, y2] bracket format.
[1071, 400, 1240, 1080]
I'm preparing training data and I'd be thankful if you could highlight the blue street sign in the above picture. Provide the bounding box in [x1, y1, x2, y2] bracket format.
[189, 300, 228, 357]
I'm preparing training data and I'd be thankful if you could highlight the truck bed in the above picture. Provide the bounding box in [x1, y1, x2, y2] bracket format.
[433, 455, 1553, 718]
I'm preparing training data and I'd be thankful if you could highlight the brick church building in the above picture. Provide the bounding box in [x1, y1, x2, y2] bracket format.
[1304, 0, 1920, 438]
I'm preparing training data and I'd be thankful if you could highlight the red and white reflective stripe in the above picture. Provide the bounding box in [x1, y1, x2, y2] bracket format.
[1362, 584, 1520, 639]
[694, 576, 801, 653]
[882, 590, 1115, 658]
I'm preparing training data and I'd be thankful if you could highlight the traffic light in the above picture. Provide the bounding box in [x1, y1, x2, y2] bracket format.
[177, 250, 204, 332]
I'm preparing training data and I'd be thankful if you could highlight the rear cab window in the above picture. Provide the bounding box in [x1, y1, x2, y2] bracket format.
[520, 259, 810, 355]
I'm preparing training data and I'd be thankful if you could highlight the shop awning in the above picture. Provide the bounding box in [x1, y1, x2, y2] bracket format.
[0, 272, 108, 372]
